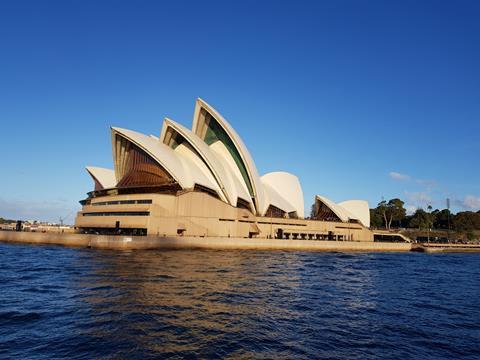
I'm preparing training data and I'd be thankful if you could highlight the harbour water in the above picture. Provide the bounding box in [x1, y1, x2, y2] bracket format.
[0, 243, 479, 359]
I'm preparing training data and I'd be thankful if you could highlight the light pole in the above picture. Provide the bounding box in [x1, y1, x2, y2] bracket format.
[447, 198, 451, 243]
[427, 204, 432, 243]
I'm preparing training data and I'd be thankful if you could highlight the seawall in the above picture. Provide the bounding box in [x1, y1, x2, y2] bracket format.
[412, 243, 480, 253]
[0, 231, 412, 252]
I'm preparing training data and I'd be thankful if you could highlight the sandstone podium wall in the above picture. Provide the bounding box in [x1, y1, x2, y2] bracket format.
[0, 231, 411, 252]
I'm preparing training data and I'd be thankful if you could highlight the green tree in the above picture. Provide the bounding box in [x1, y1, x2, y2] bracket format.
[376, 198, 406, 230]
[309, 203, 317, 219]
[369, 207, 384, 228]
[432, 209, 450, 229]
[410, 209, 433, 230]
[453, 211, 480, 232]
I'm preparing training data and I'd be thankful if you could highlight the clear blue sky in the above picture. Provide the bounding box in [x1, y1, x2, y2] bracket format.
[1, 0, 479, 223]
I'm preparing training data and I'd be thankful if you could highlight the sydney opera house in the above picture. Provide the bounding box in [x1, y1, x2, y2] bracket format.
[75, 99, 373, 241]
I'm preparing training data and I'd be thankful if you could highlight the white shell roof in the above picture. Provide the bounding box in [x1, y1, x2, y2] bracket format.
[261, 172, 304, 218]
[172, 143, 224, 197]
[111, 127, 219, 192]
[209, 140, 253, 211]
[192, 98, 267, 215]
[160, 118, 250, 207]
[315, 195, 356, 223]
[262, 182, 296, 214]
[338, 200, 370, 228]
[315, 195, 371, 227]
[86, 166, 117, 189]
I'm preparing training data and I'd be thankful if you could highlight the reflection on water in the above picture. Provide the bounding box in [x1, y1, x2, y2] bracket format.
[0, 244, 479, 359]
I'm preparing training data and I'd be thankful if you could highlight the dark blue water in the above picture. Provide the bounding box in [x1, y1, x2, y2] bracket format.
[0, 243, 479, 359]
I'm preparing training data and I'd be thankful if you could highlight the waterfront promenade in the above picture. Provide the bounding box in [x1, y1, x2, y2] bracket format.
[2, 231, 479, 252]
[0, 230, 412, 251]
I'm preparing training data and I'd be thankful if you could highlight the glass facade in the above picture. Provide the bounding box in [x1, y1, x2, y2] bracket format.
[312, 200, 341, 222]
[116, 139, 175, 188]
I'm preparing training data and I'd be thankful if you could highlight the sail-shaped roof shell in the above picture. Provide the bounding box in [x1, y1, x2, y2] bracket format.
[338, 200, 370, 227]
[160, 118, 253, 207]
[261, 172, 304, 218]
[111, 127, 219, 192]
[191, 98, 267, 215]
[315, 195, 355, 223]
[86, 166, 117, 189]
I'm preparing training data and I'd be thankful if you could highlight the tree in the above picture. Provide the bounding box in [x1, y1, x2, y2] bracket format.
[309, 203, 317, 219]
[369, 208, 384, 228]
[0, 217, 15, 224]
[375, 198, 406, 230]
[409, 209, 433, 230]
[377, 200, 388, 228]
[453, 211, 480, 232]
[432, 209, 450, 229]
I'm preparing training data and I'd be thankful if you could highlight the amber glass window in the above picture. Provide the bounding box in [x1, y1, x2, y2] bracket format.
[116, 140, 175, 188]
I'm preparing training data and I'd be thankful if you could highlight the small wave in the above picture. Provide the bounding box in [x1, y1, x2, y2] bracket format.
[156, 274, 176, 279]
[0, 311, 43, 325]
[21, 287, 58, 294]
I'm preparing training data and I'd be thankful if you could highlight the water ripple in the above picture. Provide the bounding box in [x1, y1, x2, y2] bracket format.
[0, 243, 479, 359]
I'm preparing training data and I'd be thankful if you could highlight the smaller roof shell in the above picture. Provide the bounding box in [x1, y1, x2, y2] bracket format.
[315, 195, 356, 223]
[262, 182, 296, 214]
[261, 172, 304, 218]
[338, 200, 370, 228]
[86, 166, 117, 189]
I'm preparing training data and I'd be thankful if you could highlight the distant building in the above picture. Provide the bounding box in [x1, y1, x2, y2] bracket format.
[0, 221, 74, 233]
[75, 98, 373, 241]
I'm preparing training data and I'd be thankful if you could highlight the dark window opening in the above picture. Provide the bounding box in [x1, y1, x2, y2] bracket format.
[374, 234, 407, 243]
[311, 200, 342, 222]
[163, 127, 185, 149]
[88, 184, 181, 199]
[136, 199, 153, 204]
[83, 211, 150, 216]
[193, 184, 220, 199]
[236, 198, 251, 210]
[288, 211, 298, 219]
[92, 199, 153, 206]
[265, 205, 286, 218]
[80, 227, 147, 236]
